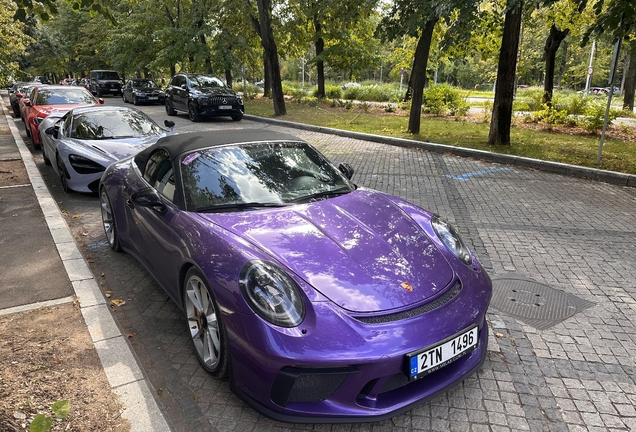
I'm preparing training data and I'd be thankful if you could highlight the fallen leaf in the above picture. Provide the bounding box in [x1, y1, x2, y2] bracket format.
[156, 388, 163, 396]
[126, 333, 134, 339]
[110, 299, 126, 307]
[88, 259, 95, 263]
[104, 291, 112, 298]
[495, 332, 504, 338]
[81, 232, 88, 236]
[100, 273, 105, 277]
[72, 214, 79, 219]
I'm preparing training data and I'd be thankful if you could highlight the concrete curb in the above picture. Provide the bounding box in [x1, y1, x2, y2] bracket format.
[0, 95, 173, 432]
[244, 114, 636, 188]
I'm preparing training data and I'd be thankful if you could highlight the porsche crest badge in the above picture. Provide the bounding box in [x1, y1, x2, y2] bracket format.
[401, 282, 413, 292]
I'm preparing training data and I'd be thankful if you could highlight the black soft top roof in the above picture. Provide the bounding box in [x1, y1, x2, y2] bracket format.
[133, 129, 303, 173]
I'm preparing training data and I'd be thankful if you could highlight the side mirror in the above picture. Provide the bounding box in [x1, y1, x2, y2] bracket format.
[23, 99, 31, 107]
[338, 163, 354, 180]
[45, 126, 59, 139]
[164, 120, 175, 129]
[131, 187, 166, 213]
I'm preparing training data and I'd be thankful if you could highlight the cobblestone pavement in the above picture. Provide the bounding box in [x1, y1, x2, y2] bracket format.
[25, 98, 636, 431]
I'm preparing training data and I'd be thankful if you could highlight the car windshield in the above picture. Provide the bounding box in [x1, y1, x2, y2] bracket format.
[95, 71, 120, 80]
[180, 142, 354, 212]
[35, 88, 95, 105]
[70, 109, 163, 140]
[133, 80, 158, 88]
[189, 75, 225, 89]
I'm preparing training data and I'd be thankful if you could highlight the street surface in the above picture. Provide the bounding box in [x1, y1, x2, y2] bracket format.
[17, 96, 636, 431]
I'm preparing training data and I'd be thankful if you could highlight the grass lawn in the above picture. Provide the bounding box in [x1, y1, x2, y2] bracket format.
[245, 97, 636, 175]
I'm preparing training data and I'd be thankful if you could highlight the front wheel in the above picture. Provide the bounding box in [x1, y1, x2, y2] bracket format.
[184, 268, 228, 377]
[42, 148, 51, 165]
[165, 98, 176, 116]
[188, 102, 202, 122]
[122, 92, 127, 103]
[133, 95, 138, 105]
[57, 154, 70, 193]
[100, 188, 122, 252]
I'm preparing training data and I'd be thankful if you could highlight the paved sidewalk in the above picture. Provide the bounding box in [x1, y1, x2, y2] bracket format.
[0, 91, 172, 431]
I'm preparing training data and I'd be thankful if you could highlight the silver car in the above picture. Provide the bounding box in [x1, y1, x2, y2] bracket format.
[41, 106, 175, 193]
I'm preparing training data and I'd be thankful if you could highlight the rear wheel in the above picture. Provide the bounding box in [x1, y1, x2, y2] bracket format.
[183, 268, 228, 377]
[188, 102, 202, 122]
[165, 98, 176, 116]
[100, 188, 121, 252]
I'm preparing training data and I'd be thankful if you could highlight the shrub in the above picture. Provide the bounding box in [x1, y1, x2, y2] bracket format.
[579, 101, 619, 133]
[535, 103, 570, 128]
[232, 83, 260, 99]
[421, 84, 469, 117]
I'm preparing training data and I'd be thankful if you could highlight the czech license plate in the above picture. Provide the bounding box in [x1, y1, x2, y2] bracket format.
[219, 105, 232, 110]
[406, 326, 478, 381]
[148, 97, 158, 100]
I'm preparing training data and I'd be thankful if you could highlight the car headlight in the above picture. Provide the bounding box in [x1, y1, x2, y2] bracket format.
[68, 154, 106, 174]
[431, 216, 472, 266]
[239, 260, 305, 327]
[237, 95, 243, 105]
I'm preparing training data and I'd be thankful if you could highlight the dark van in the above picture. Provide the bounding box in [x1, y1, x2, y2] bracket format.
[89, 70, 122, 97]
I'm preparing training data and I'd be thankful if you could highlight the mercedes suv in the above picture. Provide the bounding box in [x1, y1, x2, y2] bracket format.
[164, 73, 243, 122]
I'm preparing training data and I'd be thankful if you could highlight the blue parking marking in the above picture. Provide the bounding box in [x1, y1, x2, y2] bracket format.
[87, 240, 109, 249]
[444, 167, 512, 181]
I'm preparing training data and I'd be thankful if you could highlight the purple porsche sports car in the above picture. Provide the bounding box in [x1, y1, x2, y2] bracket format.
[99, 130, 492, 422]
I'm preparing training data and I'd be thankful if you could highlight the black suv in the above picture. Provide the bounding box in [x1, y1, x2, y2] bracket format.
[89, 70, 123, 97]
[164, 73, 243, 122]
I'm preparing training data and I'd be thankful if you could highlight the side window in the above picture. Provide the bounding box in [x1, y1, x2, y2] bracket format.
[61, 114, 73, 137]
[143, 150, 175, 202]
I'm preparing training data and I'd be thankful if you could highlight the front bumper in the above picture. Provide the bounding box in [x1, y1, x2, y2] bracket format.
[224, 269, 492, 422]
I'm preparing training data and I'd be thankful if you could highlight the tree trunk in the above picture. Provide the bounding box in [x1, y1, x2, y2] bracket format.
[542, 24, 569, 106]
[557, 39, 568, 88]
[488, 0, 523, 146]
[314, 14, 325, 99]
[407, 17, 437, 134]
[225, 69, 233, 88]
[263, 53, 272, 98]
[256, 0, 286, 115]
[623, 45, 636, 110]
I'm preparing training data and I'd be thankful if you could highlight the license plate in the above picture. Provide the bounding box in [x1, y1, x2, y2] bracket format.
[148, 97, 158, 100]
[406, 326, 478, 381]
[219, 105, 232, 110]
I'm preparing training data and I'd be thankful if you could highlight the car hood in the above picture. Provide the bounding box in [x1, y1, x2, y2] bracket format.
[70, 135, 162, 161]
[193, 88, 236, 97]
[35, 104, 96, 117]
[201, 189, 454, 313]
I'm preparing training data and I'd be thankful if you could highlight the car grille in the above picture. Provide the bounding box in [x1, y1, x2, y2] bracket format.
[353, 281, 462, 324]
[206, 96, 239, 105]
[271, 366, 356, 407]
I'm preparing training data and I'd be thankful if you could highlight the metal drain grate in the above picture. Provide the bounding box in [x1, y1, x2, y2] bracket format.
[490, 274, 595, 330]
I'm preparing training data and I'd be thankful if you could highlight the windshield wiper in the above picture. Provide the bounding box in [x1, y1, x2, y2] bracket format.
[197, 202, 292, 213]
[289, 186, 352, 203]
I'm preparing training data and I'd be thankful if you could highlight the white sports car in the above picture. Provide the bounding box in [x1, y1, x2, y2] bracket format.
[41, 106, 175, 193]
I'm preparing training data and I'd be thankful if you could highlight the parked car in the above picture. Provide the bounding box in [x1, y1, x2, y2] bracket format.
[99, 129, 492, 422]
[18, 84, 39, 124]
[41, 106, 175, 193]
[164, 73, 243, 122]
[24, 85, 103, 150]
[122, 79, 165, 105]
[8, 81, 29, 117]
[89, 70, 123, 97]
[33, 76, 50, 84]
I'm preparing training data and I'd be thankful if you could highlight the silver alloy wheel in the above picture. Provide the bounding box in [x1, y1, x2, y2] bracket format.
[100, 190, 117, 250]
[185, 275, 221, 371]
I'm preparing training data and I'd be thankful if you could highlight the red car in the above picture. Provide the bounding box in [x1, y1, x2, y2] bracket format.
[24, 85, 103, 149]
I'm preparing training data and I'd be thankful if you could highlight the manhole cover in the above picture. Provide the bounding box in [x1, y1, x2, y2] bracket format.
[490, 274, 595, 330]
